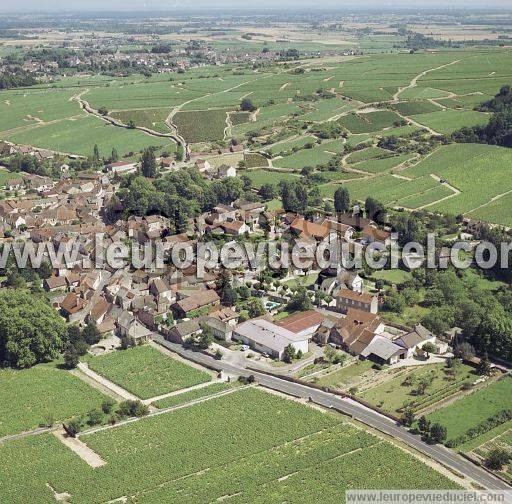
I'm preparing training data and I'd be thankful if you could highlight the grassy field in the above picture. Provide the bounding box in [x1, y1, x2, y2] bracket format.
[0, 363, 107, 437]
[370, 269, 413, 285]
[172, 109, 230, 143]
[351, 153, 415, 174]
[0, 167, 15, 186]
[360, 362, 475, 415]
[412, 109, 489, 135]
[244, 152, 268, 168]
[109, 108, 171, 134]
[346, 147, 393, 164]
[338, 110, 403, 134]
[315, 360, 375, 389]
[392, 101, 442, 116]
[86, 346, 211, 400]
[426, 377, 512, 443]
[0, 388, 458, 503]
[2, 115, 173, 157]
[245, 169, 299, 187]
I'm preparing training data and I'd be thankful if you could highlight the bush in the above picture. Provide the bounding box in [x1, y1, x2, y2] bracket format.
[101, 398, 116, 414]
[117, 400, 149, 418]
[487, 448, 511, 470]
[86, 409, 103, 426]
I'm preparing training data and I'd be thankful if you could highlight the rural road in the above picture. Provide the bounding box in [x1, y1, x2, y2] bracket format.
[152, 334, 511, 491]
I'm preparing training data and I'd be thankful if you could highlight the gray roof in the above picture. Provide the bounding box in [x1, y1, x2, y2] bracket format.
[395, 324, 435, 349]
[234, 319, 307, 352]
[172, 319, 202, 338]
[361, 336, 405, 361]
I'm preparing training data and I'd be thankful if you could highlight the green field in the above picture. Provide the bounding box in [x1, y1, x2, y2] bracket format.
[109, 108, 171, 134]
[172, 109, 230, 143]
[0, 363, 107, 437]
[244, 152, 268, 168]
[0, 388, 458, 503]
[86, 346, 211, 400]
[412, 109, 489, 135]
[245, 169, 299, 187]
[392, 101, 442, 116]
[351, 153, 415, 174]
[338, 111, 403, 134]
[346, 147, 393, 164]
[153, 382, 235, 408]
[426, 377, 512, 443]
[402, 143, 512, 223]
[315, 360, 375, 389]
[360, 363, 475, 415]
[2, 116, 173, 157]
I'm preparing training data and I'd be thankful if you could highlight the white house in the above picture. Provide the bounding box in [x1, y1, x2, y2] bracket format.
[218, 164, 237, 178]
[394, 324, 437, 358]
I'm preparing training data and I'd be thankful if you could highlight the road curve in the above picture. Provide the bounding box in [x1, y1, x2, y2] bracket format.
[153, 335, 511, 491]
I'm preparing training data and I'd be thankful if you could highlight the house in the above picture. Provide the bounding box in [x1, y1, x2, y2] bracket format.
[336, 289, 378, 314]
[106, 161, 137, 174]
[360, 335, 406, 365]
[232, 318, 309, 360]
[43, 276, 68, 292]
[149, 278, 174, 303]
[290, 217, 332, 242]
[321, 218, 355, 240]
[329, 309, 385, 355]
[59, 292, 87, 322]
[335, 212, 371, 231]
[276, 310, 324, 339]
[117, 311, 152, 344]
[315, 269, 363, 295]
[201, 315, 233, 341]
[221, 220, 249, 236]
[217, 164, 237, 178]
[172, 290, 220, 318]
[195, 159, 211, 172]
[394, 324, 437, 358]
[164, 319, 202, 344]
[4, 178, 24, 191]
[363, 225, 391, 245]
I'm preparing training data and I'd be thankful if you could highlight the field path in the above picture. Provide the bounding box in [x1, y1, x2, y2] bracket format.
[53, 429, 106, 468]
[393, 59, 461, 101]
[77, 362, 140, 402]
[415, 174, 460, 210]
[466, 188, 512, 216]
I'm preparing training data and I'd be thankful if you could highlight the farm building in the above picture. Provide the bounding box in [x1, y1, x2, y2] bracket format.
[232, 319, 309, 360]
[276, 310, 324, 339]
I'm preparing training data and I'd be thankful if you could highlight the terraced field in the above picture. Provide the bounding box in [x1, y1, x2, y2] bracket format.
[0, 388, 458, 503]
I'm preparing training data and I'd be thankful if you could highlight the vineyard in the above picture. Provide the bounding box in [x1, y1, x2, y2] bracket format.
[86, 345, 211, 400]
[0, 388, 458, 503]
[172, 109, 231, 143]
[0, 363, 107, 437]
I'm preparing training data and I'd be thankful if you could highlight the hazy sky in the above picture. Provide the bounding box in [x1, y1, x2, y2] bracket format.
[4, 0, 512, 12]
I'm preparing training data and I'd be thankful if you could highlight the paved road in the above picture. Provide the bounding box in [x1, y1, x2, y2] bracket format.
[153, 335, 511, 491]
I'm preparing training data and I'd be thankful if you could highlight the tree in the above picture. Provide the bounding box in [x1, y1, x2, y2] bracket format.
[63, 349, 79, 369]
[196, 325, 213, 349]
[92, 144, 101, 167]
[117, 400, 149, 418]
[141, 148, 157, 178]
[64, 418, 81, 438]
[110, 147, 119, 163]
[283, 344, 296, 363]
[37, 261, 53, 280]
[401, 408, 415, 427]
[246, 298, 266, 318]
[453, 342, 475, 361]
[422, 342, 437, 356]
[477, 356, 492, 376]
[286, 287, 313, 313]
[415, 376, 430, 395]
[334, 187, 350, 214]
[365, 196, 386, 223]
[101, 398, 115, 414]
[82, 322, 101, 345]
[418, 416, 431, 435]
[428, 423, 447, 444]
[259, 183, 276, 201]
[86, 409, 103, 426]
[383, 291, 405, 314]
[0, 290, 67, 368]
[240, 98, 256, 112]
[487, 448, 511, 470]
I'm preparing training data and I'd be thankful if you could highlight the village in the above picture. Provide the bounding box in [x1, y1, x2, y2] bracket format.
[0, 138, 456, 376]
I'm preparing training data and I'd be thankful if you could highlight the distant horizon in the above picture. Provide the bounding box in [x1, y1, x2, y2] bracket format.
[3, 1, 512, 14]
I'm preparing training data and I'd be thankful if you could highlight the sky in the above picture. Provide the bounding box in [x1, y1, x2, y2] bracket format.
[3, 0, 512, 12]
